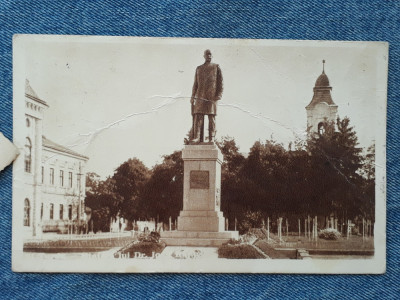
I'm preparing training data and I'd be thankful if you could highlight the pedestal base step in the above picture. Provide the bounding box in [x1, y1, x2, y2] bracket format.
[160, 231, 239, 247]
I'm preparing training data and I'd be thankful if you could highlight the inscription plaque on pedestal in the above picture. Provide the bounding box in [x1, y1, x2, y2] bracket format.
[190, 170, 209, 189]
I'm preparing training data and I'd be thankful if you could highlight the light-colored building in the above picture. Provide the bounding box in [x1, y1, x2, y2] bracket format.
[23, 80, 88, 238]
[306, 60, 338, 134]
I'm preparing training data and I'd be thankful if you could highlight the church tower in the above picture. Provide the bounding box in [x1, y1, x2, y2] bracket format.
[306, 60, 338, 134]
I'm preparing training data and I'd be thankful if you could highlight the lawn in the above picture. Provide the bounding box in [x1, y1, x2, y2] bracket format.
[274, 234, 374, 251]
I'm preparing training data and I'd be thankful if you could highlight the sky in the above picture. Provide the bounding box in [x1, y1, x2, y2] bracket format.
[19, 36, 387, 179]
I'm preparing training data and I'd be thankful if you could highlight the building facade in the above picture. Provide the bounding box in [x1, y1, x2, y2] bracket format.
[306, 61, 338, 134]
[23, 80, 88, 238]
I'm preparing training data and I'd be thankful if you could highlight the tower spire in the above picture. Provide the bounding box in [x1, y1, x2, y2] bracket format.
[322, 59, 325, 74]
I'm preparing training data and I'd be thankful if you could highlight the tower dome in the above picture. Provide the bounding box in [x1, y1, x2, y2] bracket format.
[315, 72, 330, 87]
[306, 60, 335, 108]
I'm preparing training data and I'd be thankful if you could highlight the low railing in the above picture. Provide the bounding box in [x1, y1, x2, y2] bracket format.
[24, 231, 133, 243]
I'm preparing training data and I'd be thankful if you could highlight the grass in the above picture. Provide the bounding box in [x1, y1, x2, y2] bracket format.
[24, 236, 133, 252]
[254, 240, 296, 259]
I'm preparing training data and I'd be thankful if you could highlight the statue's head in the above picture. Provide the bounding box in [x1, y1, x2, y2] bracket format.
[203, 49, 212, 63]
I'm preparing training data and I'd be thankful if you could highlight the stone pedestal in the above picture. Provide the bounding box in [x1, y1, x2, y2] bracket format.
[161, 144, 239, 246]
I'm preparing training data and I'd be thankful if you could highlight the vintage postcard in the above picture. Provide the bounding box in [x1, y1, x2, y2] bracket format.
[11, 35, 387, 273]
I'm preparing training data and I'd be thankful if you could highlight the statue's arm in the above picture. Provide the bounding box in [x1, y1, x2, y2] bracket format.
[215, 65, 223, 100]
[191, 68, 198, 104]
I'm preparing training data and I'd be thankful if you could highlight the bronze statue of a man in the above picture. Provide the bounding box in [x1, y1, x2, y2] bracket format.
[190, 49, 223, 143]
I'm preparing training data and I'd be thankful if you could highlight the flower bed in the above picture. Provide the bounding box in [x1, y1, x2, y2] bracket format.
[218, 244, 265, 259]
[114, 231, 165, 258]
[116, 241, 165, 258]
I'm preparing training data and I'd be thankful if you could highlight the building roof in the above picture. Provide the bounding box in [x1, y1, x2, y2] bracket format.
[25, 79, 49, 107]
[43, 136, 89, 160]
[306, 61, 336, 109]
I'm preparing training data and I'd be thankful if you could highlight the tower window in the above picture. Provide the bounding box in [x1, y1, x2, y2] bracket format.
[318, 122, 326, 135]
[24, 138, 32, 173]
[26, 118, 30, 127]
[77, 174, 81, 190]
[24, 198, 30, 226]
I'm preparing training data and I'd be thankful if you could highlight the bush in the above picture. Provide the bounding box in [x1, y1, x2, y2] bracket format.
[351, 226, 360, 236]
[225, 238, 241, 245]
[218, 244, 265, 259]
[238, 211, 263, 234]
[138, 231, 160, 243]
[318, 228, 341, 240]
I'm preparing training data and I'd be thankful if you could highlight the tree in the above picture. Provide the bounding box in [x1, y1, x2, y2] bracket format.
[85, 174, 120, 232]
[360, 143, 375, 220]
[216, 136, 245, 177]
[216, 137, 246, 221]
[112, 158, 150, 221]
[85, 172, 101, 193]
[139, 151, 183, 223]
[242, 139, 289, 214]
[306, 117, 364, 218]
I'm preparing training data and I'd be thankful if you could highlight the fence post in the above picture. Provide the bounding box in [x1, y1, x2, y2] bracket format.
[235, 217, 237, 232]
[298, 218, 301, 237]
[362, 218, 365, 240]
[286, 219, 289, 237]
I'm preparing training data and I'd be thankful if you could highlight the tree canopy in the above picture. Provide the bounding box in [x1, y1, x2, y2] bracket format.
[85, 117, 375, 232]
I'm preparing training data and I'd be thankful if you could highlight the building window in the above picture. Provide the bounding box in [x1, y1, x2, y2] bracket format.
[41, 166, 44, 183]
[26, 118, 30, 127]
[60, 204, 64, 220]
[68, 172, 73, 188]
[40, 203, 43, 220]
[23, 199, 30, 226]
[50, 203, 54, 220]
[24, 138, 32, 173]
[68, 205, 72, 220]
[59, 170, 64, 187]
[50, 168, 54, 185]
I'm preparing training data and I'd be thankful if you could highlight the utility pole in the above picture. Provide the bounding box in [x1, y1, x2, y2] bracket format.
[77, 162, 83, 233]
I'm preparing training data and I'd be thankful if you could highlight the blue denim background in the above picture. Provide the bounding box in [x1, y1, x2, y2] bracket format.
[0, 1, 398, 299]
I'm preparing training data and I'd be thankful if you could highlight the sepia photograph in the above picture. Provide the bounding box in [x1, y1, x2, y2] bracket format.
[11, 35, 387, 273]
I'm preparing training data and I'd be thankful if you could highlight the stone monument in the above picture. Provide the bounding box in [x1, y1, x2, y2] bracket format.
[161, 50, 238, 246]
